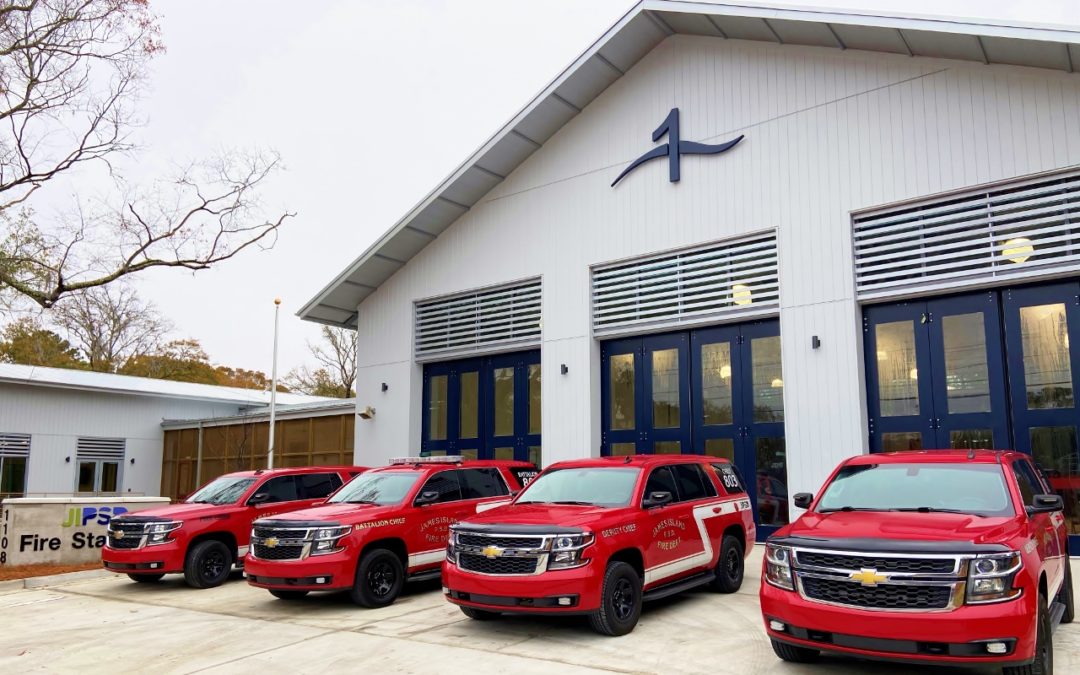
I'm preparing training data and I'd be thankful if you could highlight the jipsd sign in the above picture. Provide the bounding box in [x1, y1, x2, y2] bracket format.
[611, 108, 743, 186]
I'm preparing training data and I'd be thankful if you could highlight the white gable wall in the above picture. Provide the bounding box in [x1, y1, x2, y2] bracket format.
[352, 34, 1080, 495]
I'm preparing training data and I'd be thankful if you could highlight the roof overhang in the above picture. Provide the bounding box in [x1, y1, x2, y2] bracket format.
[299, 0, 1080, 327]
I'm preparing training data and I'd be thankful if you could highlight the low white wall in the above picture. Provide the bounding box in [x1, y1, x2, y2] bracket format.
[0, 497, 169, 566]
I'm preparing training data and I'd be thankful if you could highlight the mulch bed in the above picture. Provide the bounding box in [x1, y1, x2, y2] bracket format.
[0, 562, 104, 582]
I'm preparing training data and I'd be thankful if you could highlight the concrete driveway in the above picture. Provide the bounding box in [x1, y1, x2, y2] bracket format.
[1, 548, 1077, 674]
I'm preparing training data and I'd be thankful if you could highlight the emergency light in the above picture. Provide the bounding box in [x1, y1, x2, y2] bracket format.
[388, 456, 464, 465]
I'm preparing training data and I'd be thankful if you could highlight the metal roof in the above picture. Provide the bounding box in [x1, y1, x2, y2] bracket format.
[161, 398, 356, 429]
[299, 0, 1080, 327]
[0, 362, 334, 406]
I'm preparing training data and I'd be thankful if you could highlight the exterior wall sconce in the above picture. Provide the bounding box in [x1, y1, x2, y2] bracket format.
[811, 335, 821, 349]
[358, 406, 376, 420]
[560, 364, 568, 375]
[130, 458, 135, 465]
[65, 456, 70, 463]
[381, 382, 388, 392]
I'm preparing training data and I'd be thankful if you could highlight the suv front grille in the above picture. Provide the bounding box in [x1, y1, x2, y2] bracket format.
[457, 534, 540, 549]
[253, 526, 300, 540]
[252, 544, 306, 561]
[801, 576, 954, 610]
[459, 553, 540, 575]
[796, 551, 956, 574]
[107, 520, 154, 549]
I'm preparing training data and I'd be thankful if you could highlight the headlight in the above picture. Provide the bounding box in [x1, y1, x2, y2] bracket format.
[145, 521, 182, 546]
[764, 543, 794, 591]
[310, 526, 350, 556]
[966, 552, 1022, 604]
[547, 532, 594, 570]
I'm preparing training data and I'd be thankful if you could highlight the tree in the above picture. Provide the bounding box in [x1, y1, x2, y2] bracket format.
[120, 338, 218, 384]
[284, 326, 356, 398]
[0, 317, 84, 368]
[51, 284, 169, 371]
[0, 1, 291, 309]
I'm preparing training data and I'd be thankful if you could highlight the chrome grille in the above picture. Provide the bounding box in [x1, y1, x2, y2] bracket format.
[795, 551, 957, 574]
[801, 576, 954, 610]
[107, 520, 153, 549]
[459, 553, 540, 575]
[457, 534, 538, 549]
[249, 522, 317, 562]
[792, 547, 965, 612]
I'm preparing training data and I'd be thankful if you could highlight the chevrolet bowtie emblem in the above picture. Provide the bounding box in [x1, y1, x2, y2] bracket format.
[113, 530, 124, 539]
[481, 545, 504, 559]
[264, 537, 279, 548]
[850, 568, 888, 587]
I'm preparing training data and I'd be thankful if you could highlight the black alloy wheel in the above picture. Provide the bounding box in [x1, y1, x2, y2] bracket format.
[588, 561, 642, 636]
[709, 535, 744, 593]
[1003, 592, 1052, 675]
[350, 548, 405, 608]
[183, 540, 233, 589]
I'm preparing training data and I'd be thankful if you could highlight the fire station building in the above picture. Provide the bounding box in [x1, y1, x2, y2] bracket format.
[300, 2, 1080, 549]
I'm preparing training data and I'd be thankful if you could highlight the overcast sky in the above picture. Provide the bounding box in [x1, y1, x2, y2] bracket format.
[106, 0, 1080, 377]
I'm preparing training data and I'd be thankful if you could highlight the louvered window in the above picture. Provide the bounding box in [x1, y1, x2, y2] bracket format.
[854, 170, 1080, 300]
[76, 437, 125, 461]
[0, 433, 30, 458]
[415, 279, 541, 361]
[592, 232, 779, 336]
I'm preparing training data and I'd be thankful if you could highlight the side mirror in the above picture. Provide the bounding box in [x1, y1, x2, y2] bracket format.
[248, 493, 271, 506]
[643, 491, 673, 509]
[1028, 494, 1064, 514]
[793, 493, 814, 509]
[415, 491, 440, 506]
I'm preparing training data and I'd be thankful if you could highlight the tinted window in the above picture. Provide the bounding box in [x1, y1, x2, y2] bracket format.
[643, 466, 679, 503]
[1013, 460, 1045, 506]
[711, 463, 746, 494]
[673, 464, 716, 500]
[515, 467, 640, 507]
[257, 475, 299, 503]
[186, 476, 256, 505]
[328, 471, 421, 505]
[460, 468, 509, 499]
[418, 470, 462, 504]
[298, 473, 342, 499]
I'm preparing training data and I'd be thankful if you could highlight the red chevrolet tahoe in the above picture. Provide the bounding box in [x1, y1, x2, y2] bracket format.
[761, 450, 1074, 674]
[103, 466, 363, 588]
[443, 454, 755, 635]
[244, 457, 536, 606]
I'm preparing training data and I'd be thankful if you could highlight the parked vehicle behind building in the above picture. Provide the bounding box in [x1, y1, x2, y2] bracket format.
[102, 466, 364, 588]
[761, 450, 1074, 674]
[244, 457, 536, 606]
[443, 454, 755, 635]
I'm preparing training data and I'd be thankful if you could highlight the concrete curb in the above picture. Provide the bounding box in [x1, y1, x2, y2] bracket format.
[1, 568, 114, 592]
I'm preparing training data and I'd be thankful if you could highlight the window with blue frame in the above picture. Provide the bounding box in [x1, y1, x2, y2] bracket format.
[422, 350, 540, 465]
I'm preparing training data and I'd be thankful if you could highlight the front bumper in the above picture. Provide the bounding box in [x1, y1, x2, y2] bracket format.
[760, 578, 1038, 665]
[442, 559, 604, 614]
[244, 551, 353, 591]
[102, 541, 184, 574]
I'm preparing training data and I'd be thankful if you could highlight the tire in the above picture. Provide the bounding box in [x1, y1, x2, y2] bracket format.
[460, 606, 499, 621]
[1003, 592, 1052, 675]
[269, 589, 309, 601]
[709, 535, 744, 593]
[350, 548, 404, 608]
[183, 540, 233, 589]
[127, 573, 164, 583]
[1058, 561, 1075, 625]
[588, 561, 642, 636]
[770, 638, 820, 663]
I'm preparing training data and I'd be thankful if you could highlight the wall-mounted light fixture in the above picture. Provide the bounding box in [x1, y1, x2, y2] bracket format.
[130, 458, 135, 465]
[65, 456, 70, 463]
[381, 382, 388, 392]
[811, 335, 821, 349]
[560, 364, 568, 375]
[358, 406, 376, 420]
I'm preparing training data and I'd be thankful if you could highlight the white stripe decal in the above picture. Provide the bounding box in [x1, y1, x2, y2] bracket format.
[476, 499, 512, 513]
[407, 549, 445, 568]
[643, 498, 745, 585]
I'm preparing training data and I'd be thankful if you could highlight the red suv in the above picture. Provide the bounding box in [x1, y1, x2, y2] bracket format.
[244, 457, 536, 606]
[761, 450, 1074, 674]
[444, 454, 755, 635]
[103, 466, 364, 588]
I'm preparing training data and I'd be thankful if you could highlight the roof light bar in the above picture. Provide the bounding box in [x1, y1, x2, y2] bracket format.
[388, 456, 464, 465]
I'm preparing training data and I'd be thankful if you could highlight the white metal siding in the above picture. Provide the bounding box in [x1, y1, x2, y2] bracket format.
[351, 34, 1080, 492]
[854, 169, 1080, 300]
[414, 279, 541, 361]
[592, 232, 778, 337]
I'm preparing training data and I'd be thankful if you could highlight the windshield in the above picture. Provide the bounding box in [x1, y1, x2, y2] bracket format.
[328, 471, 421, 505]
[516, 467, 641, 507]
[816, 463, 1015, 517]
[186, 476, 256, 505]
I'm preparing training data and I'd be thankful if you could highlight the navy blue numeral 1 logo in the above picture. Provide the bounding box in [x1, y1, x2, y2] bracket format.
[611, 108, 743, 186]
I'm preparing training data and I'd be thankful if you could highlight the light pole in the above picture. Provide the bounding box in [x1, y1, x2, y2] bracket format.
[267, 297, 282, 469]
